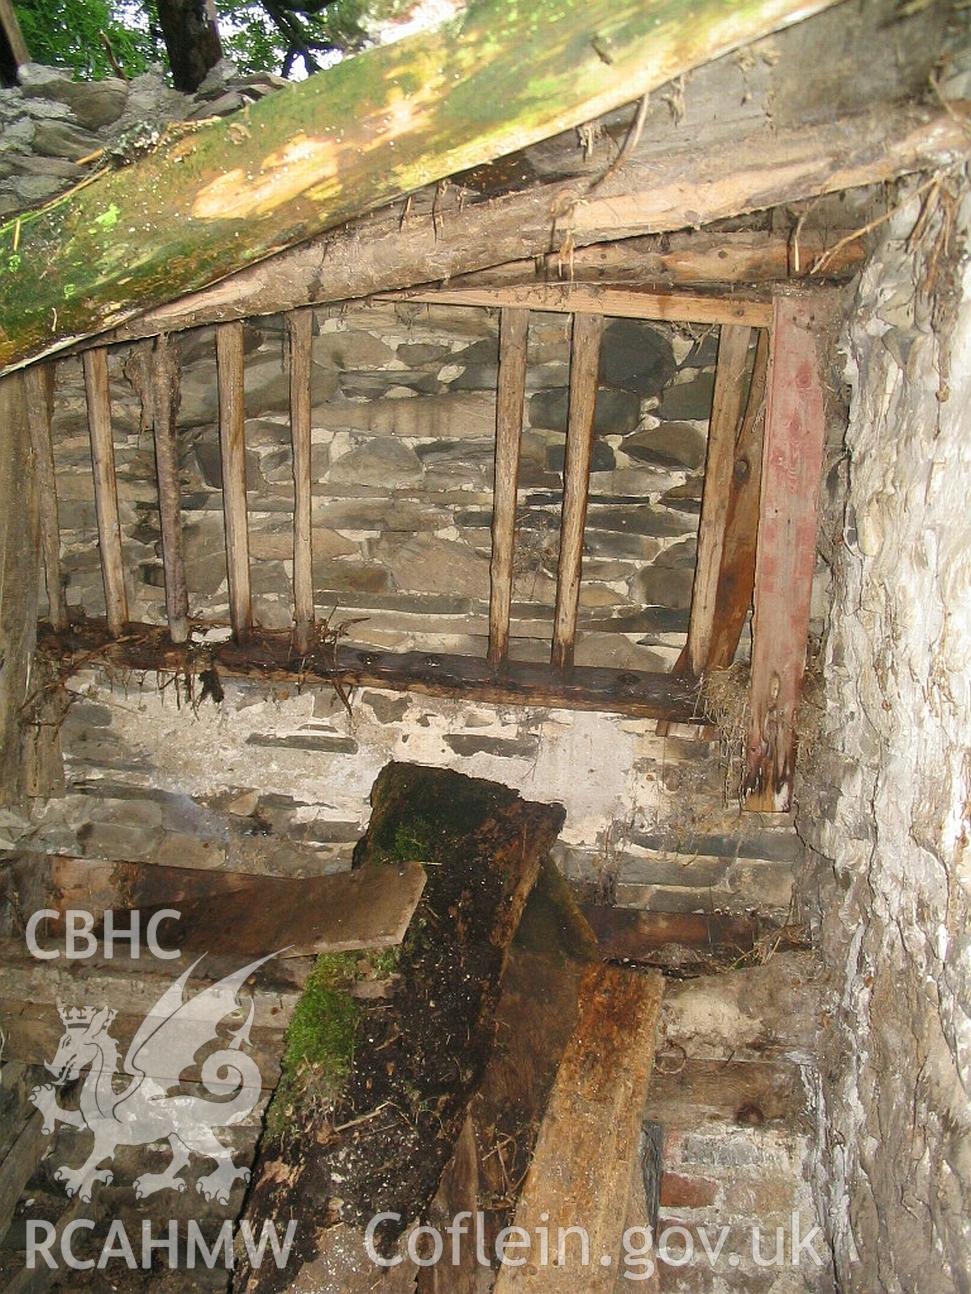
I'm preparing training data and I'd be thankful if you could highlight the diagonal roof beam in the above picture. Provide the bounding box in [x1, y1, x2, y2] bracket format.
[0, 0, 840, 373]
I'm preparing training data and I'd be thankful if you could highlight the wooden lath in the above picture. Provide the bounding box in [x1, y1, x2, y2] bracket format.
[215, 321, 252, 643]
[23, 364, 65, 632]
[83, 348, 128, 637]
[488, 307, 529, 671]
[287, 309, 315, 655]
[150, 335, 189, 644]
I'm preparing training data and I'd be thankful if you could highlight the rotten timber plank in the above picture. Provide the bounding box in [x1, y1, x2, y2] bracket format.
[683, 324, 753, 678]
[552, 312, 602, 672]
[82, 348, 128, 637]
[489, 306, 529, 670]
[0, 854, 427, 958]
[744, 294, 827, 812]
[23, 364, 65, 632]
[492, 963, 664, 1291]
[37, 619, 706, 722]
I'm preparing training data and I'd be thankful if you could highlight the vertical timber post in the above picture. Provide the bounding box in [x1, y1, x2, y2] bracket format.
[216, 321, 253, 643]
[83, 347, 128, 637]
[152, 334, 189, 643]
[288, 309, 315, 655]
[488, 306, 529, 671]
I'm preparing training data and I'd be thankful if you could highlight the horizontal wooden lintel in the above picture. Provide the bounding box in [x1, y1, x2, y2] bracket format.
[36, 618, 705, 723]
[377, 284, 773, 327]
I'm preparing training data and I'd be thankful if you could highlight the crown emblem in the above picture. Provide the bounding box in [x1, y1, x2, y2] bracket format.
[57, 1002, 104, 1028]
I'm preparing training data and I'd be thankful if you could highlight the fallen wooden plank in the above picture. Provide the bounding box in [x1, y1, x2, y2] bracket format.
[382, 285, 772, 327]
[683, 324, 754, 678]
[234, 764, 566, 1292]
[492, 963, 664, 1291]
[488, 306, 529, 671]
[151, 334, 189, 643]
[0, 0, 841, 371]
[288, 309, 315, 654]
[23, 365, 64, 632]
[37, 619, 707, 722]
[215, 321, 252, 642]
[744, 294, 827, 812]
[82, 349, 127, 637]
[552, 312, 602, 672]
[0, 855, 427, 958]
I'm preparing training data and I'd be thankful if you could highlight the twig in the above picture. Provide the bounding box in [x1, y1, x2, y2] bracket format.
[810, 173, 943, 275]
[589, 91, 650, 192]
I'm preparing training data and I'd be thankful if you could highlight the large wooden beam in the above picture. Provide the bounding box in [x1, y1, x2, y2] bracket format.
[288, 309, 315, 654]
[215, 321, 252, 642]
[36, 619, 705, 722]
[151, 335, 189, 643]
[83, 349, 128, 637]
[682, 325, 754, 678]
[552, 312, 603, 672]
[0, 373, 38, 806]
[56, 102, 965, 354]
[744, 294, 827, 812]
[0, 0, 845, 370]
[488, 306, 529, 671]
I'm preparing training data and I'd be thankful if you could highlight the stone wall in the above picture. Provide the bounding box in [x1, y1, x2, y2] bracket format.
[45, 302, 728, 670]
[795, 182, 971, 1292]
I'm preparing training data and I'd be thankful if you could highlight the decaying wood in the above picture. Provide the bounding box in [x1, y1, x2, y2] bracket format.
[706, 328, 771, 671]
[0, 0, 841, 371]
[744, 294, 827, 812]
[288, 309, 315, 654]
[683, 325, 754, 678]
[37, 619, 705, 722]
[492, 963, 664, 1291]
[489, 306, 529, 671]
[23, 365, 65, 632]
[83, 348, 127, 637]
[59, 101, 965, 354]
[0, 373, 38, 806]
[418, 1115, 480, 1294]
[552, 312, 602, 672]
[0, 853, 426, 958]
[216, 321, 252, 642]
[234, 764, 565, 1293]
[383, 285, 772, 327]
[151, 334, 189, 643]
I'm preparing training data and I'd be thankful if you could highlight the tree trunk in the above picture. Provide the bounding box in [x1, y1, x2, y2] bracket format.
[0, 0, 840, 372]
[157, 0, 222, 92]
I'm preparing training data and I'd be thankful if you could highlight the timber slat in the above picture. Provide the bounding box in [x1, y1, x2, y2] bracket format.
[489, 306, 529, 670]
[82, 348, 127, 637]
[492, 963, 664, 1291]
[552, 312, 602, 672]
[22, 364, 65, 631]
[744, 295, 827, 812]
[37, 619, 705, 723]
[288, 309, 315, 654]
[151, 334, 189, 643]
[683, 324, 754, 677]
[216, 321, 252, 642]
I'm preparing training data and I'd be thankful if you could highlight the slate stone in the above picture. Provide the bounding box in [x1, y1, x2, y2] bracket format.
[313, 589, 471, 616]
[630, 829, 805, 864]
[633, 565, 695, 609]
[658, 373, 716, 421]
[31, 119, 100, 160]
[313, 331, 394, 369]
[379, 534, 490, 599]
[572, 633, 670, 671]
[616, 855, 729, 887]
[655, 537, 698, 568]
[306, 500, 449, 532]
[327, 438, 424, 486]
[546, 440, 615, 472]
[600, 318, 677, 396]
[588, 606, 689, 633]
[624, 422, 708, 471]
[340, 371, 443, 398]
[362, 691, 411, 723]
[681, 332, 720, 368]
[585, 506, 691, 538]
[397, 342, 452, 364]
[313, 560, 392, 596]
[452, 337, 499, 365]
[528, 387, 640, 436]
[662, 479, 704, 513]
[52, 78, 129, 130]
[445, 734, 539, 759]
[316, 392, 496, 440]
[194, 440, 262, 490]
[246, 733, 359, 754]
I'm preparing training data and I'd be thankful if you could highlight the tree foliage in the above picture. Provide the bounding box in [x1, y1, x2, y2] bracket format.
[13, 0, 419, 81]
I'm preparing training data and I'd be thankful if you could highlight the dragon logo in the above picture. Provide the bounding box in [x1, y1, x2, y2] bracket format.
[30, 953, 273, 1204]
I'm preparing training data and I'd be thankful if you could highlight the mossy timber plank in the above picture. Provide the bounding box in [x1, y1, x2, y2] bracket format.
[0, 0, 839, 371]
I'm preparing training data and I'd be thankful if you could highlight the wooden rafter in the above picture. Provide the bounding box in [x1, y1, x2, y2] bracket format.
[488, 306, 529, 671]
[23, 364, 65, 632]
[552, 312, 603, 672]
[83, 348, 128, 637]
[215, 322, 252, 643]
[151, 334, 189, 643]
[287, 309, 315, 654]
